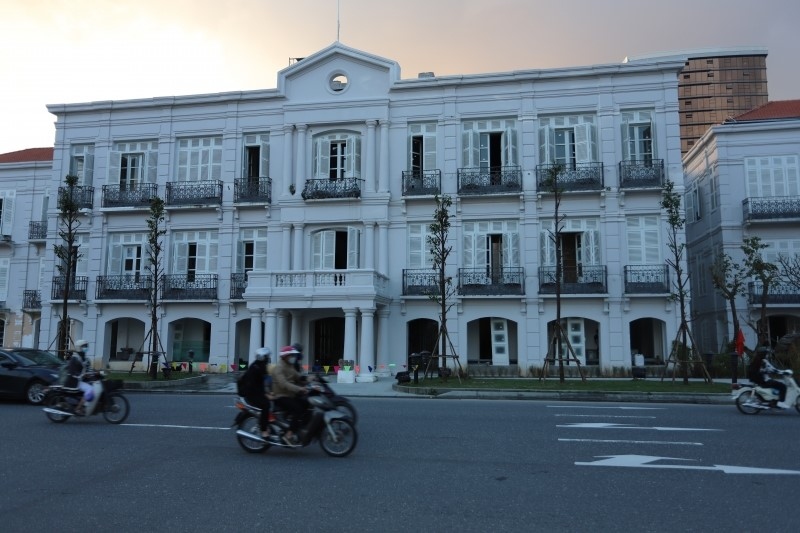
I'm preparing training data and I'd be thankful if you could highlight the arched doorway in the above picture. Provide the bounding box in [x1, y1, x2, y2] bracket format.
[105, 317, 146, 362]
[169, 318, 211, 362]
[466, 317, 518, 365]
[545, 317, 598, 365]
[312, 317, 345, 368]
[629, 317, 666, 365]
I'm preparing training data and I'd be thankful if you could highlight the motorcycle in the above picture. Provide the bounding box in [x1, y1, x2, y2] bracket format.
[42, 371, 130, 424]
[734, 368, 800, 414]
[312, 373, 357, 424]
[233, 382, 357, 458]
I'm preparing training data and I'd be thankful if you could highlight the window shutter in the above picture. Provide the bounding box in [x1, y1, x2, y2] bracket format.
[408, 225, 422, 269]
[685, 188, 695, 223]
[476, 232, 487, 269]
[147, 150, 158, 183]
[648, 121, 656, 159]
[540, 230, 555, 266]
[540, 126, 554, 163]
[626, 218, 643, 263]
[318, 139, 330, 179]
[503, 126, 518, 166]
[424, 133, 437, 171]
[174, 241, 188, 273]
[503, 232, 520, 267]
[323, 231, 335, 269]
[470, 130, 480, 168]
[347, 227, 360, 269]
[261, 139, 270, 177]
[84, 153, 94, 186]
[575, 123, 592, 163]
[208, 239, 218, 272]
[76, 236, 88, 275]
[195, 241, 208, 273]
[0, 191, 14, 235]
[0, 258, 8, 301]
[463, 232, 474, 268]
[352, 136, 361, 178]
[621, 121, 630, 161]
[461, 129, 471, 167]
[236, 240, 245, 272]
[583, 229, 600, 265]
[312, 232, 323, 269]
[643, 217, 660, 264]
[109, 242, 122, 275]
[109, 151, 122, 184]
[254, 233, 267, 270]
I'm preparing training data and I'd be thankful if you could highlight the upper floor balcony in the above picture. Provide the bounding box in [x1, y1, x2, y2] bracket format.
[230, 272, 247, 299]
[536, 162, 604, 192]
[161, 273, 218, 300]
[402, 170, 441, 197]
[538, 265, 607, 294]
[619, 159, 665, 189]
[402, 269, 437, 296]
[57, 185, 94, 211]
[51, 276, 88, 301]
[742, 196, 800, 223]
[458, 267, 525, 296]
[28, 221, 47, 241]
[102, 183, 158, 208]
[234, 177, 272, 204]
[22, 290, 41, 311]
[624, 264, 670, 294]
[245, 269, 390, 303]
[301, 178, 363, 200]
[165, 180, 222, 206]
[457, 166, 522, 195]
[748, 280, 800, 305]
[95, 275, 153, 300]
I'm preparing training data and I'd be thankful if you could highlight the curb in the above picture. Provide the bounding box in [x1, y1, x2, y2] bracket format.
[122, 375, 209, 391]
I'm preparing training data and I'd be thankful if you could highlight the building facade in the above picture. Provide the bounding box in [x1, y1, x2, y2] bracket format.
[684, 100, 800, 353]
[23, 43, 690, 377]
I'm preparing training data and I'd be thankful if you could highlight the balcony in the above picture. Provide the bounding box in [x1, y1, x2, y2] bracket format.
[102, 183, 158, 208]
[402, 269, 437, 296]
[230, 272, 247, 299]
[402, 170, 441, 197]
[457, 166, 522, 195]
[51, 276, 89, 301]
[624, 265, 670, 294]
[245, 269, 390, 305]
[619, 159, 665, 189]
[28, 221, 47, 241]
[23, 290, 41, 310]
[161, 274, 218, 300]
[748, 281, 800, 305]
[234, 177, 272, 204]
[301, 178, 363, 200]
[57, 185, 94, 210]
[536, 162, 604, 192]
[538, 265, 607, 294]
[165, 180, 223, 206]
[742, 196, 800, 223]
[458, 268, 525, 296]
[95, 275, 153, 300]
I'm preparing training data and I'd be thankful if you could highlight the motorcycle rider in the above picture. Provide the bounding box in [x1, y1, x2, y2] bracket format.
[66, 340, 94, 415]
[748, 348, 789, 409]
[272, 345, 308, 445]
[238, 347, 273, 440]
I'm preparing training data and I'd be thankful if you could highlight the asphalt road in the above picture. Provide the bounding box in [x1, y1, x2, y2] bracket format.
[1, 394, 798, 532]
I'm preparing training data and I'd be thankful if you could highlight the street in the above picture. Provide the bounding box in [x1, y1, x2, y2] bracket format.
[1, 393, 798, 532]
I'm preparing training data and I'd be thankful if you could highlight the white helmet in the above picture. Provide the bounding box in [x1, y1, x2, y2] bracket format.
[254, 347, 271, 363]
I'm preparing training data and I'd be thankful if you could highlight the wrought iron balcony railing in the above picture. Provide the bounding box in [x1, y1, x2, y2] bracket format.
[619, 159, 665, 189]
[402, 170, 441, 197]
[234, 177, 272, 203]
[624, 265, 670, 294]
[538, 265, 607, 294]
[28, 221, 47, 240]
[747, 281, 800, 305]
[165, 180, 223, 206]
[57, 185, 94, 210]
[51, 276, 89, 301]
[536, 162, 604, 192]
[742, 196, 800, 222]
[102, 183, 158, 208]
[457, 166, 522, 195]
[402, 269, 438, 296]
[95, 275, 153, 300]
[23, 290, 41, 310]
[230, 272, 247, 299]
[301, 178, 363, 200]
[161, 273, 218, 300]
[458, 267, 525, 295]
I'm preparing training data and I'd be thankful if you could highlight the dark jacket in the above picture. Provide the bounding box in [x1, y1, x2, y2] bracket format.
[238, 361, 268, 399]
[63, 353, 85, 388]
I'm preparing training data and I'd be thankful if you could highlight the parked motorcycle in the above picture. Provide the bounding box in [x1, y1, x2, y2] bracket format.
[733, 368, 800, 414]
[312, 373, 357, 424]
[233, 382, 357, 457]
[42, 371, 130, 424]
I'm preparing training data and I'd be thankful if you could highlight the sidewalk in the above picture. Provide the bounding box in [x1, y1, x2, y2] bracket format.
[124, 372, 735, 404]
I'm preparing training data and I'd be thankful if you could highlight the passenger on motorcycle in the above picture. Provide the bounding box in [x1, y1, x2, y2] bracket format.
[272, 346, 308, 445]
[748, 348, 789, 409]
[238, 347, 273, 440]
[66, 340, 94, 415]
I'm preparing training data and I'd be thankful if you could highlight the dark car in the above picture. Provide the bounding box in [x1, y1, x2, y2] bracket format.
[0, 348, 63, 405]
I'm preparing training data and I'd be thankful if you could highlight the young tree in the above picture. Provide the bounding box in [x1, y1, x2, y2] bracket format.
[144, 197, 167, 372]
[777, 253, 800, 290]
[427, 194, 458, 373]
[53, 174, 83, 359]
[741, 236, 779, 347]
[710, 252, 748, 384]
[544, 164, 569, 382]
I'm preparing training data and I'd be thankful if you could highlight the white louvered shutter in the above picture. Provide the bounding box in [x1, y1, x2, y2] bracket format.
[424, 133, 437, 171]
[174, 241, 189, 273]
[108, 151, 122, 184]
[260, 139, 270, 177]
[0, 191, 14, 235]
[347, 227, 360, 268]
[147, 149, 158, 183]
[575, 123, 592, 163]
[503, 126, 518, 166]
[621, 121, 630, 161]
[408, 225, 423, 268]
[0, 258, 8, 301]
[540, 126, 554, 164]
[109, 240, 122, 275]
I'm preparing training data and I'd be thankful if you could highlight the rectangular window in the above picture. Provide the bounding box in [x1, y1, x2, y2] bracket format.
[172, 231, 219, 276]
[408, 123, 437, 175]
[407, 223, 434, 268]
[243, 134, 270, 180]
[107, 233, 148, 276]
[0, 190, 15, 236]
[329, 140, 347, 180]
[70, 145, 95, 185]
[109, 141, 158, 186]
[626, 216, 661, 264]
[462, 119, 518, 168]
[745, 156, 800, 197]
[313, 133, 361, 180]
[177, 137, 223, 182]
[237, 228, 267, 272]
[539, 116, 595, 166]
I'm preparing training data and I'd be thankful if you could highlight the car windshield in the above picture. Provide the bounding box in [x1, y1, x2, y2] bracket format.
[10, 350, 63, 367]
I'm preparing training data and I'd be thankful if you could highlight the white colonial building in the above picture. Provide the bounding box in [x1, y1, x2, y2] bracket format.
[684, 100, 800, 353]
[11, 42, 690, 377]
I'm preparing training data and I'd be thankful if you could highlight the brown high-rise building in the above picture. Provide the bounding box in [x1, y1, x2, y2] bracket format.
[626, 47, 768, 154]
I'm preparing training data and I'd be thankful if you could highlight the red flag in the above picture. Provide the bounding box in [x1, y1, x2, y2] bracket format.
[735, 329, 745, 356]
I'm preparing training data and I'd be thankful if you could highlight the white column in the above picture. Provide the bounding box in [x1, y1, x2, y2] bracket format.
[364, 221, 375, 270]
[365, 120, 377, 194]
[277, 311, 289, 349]
[295, 124, 307, 195]
[290, 311, 302, 347]
[292, 223, 304, 270]
[281, 225, 291, 270]
[377, 308, 391, 376]
[379, 120, 390, 193]
[282, 125, 294, 195]
[248, 310, 263, 365]
[265, 309, 278, 360]
[356, 307, 377, 382]
[378, 221, 389, 276]
[343, 308, 358, 363]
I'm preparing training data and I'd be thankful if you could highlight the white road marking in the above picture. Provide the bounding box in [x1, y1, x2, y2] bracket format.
[558, 422, 721, 431]
[548, 406, 664, 410]
[555, 414, 657, 419]
[123, 423, 230, 430]
[576, 455, 800, 475]
[560, 438, 703, 446]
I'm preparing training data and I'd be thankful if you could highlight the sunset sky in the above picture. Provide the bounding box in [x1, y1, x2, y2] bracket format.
[2, 0, 799, 154]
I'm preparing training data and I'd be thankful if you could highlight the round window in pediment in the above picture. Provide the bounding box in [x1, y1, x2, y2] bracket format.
[329, 73, 349, 93]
